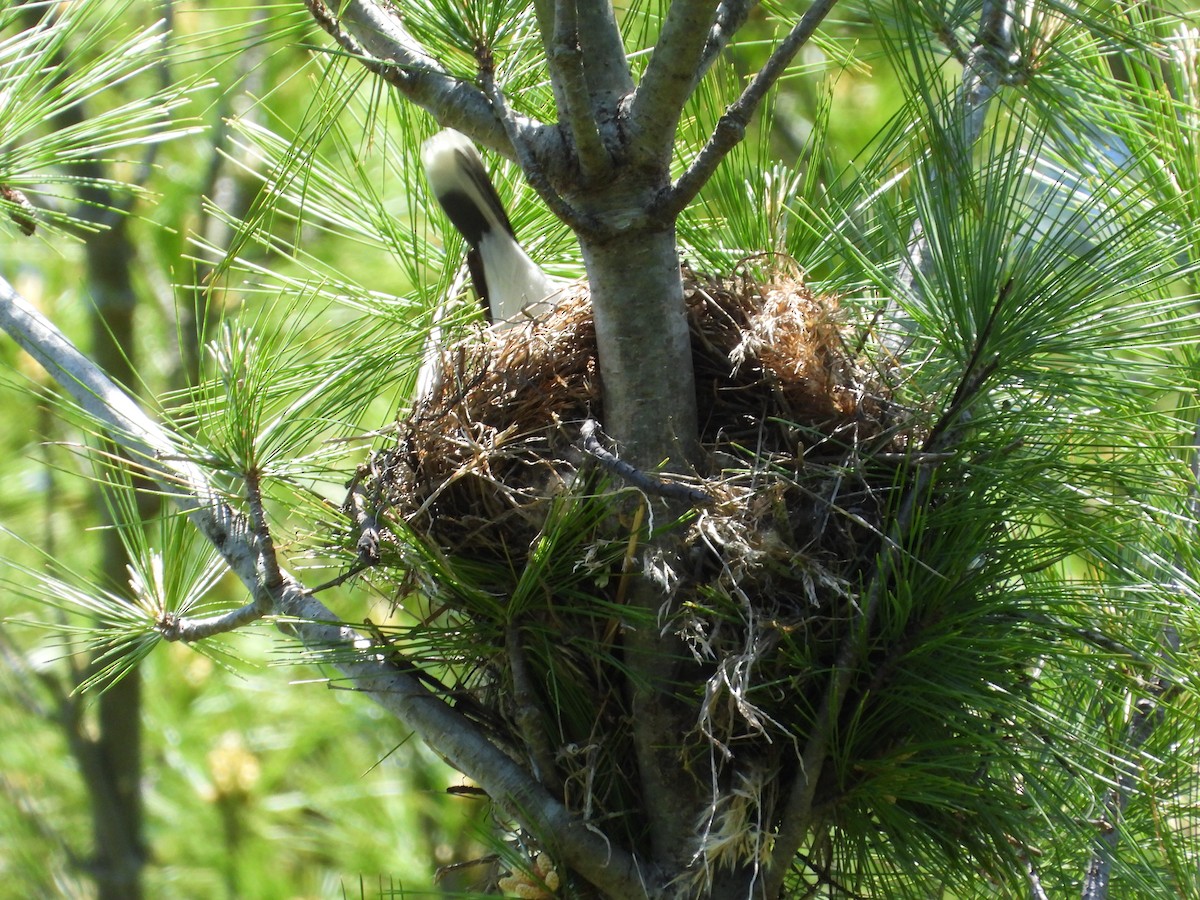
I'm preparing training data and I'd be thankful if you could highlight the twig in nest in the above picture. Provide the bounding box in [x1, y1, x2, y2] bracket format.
[311, 453, 391, 592]
[579, 418, 714, 506]
[345, 451, 387, 564]
[505, 623, 565, 793]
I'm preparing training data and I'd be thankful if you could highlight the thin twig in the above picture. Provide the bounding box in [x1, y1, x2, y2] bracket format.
[694, 0, 759, 86]
[477, 51, 592, 234]
[343, 452, 387, 566]
[156, 463, 279, 641]
[155, 593, 269, 643]
[308, 560, 370, 594]
[660, 0, 841, 221]
[1024, 852, 1051, 900]
[303, 0, 517, 157]
[579, 418, 714, 506]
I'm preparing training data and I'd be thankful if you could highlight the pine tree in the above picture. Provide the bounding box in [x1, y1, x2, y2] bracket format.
[2, 1, 1200, 897]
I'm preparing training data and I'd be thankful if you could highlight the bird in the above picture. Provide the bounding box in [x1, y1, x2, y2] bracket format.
[421, 129, 561, 328]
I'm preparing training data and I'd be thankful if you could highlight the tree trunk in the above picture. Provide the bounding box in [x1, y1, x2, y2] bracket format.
[580, 226, 699, 470]
[579, 225, 716, 882]
[84, 219, 148, 900]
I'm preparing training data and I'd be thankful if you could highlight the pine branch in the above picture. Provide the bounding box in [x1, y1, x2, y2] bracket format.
[544, 0, 610, 178]
[505, 623, 565, 795]
[1025, 855, 1051, 900]
[659, 0, 840, 220]
[306, 0, 584, 192]
[575, 0, 634, 149]
[890, 0, 1017, 352]
[322, 0, 441, 69]
[1080, 411, 1195, 899]
[695, 0, 758, 86]
[478, 58, 592, 233]
[1080, 665, 1179, 900]
[0, 273, 652, 898]
[629, 0, 719, 162]
[762, 269, 1002, 894]
[763, 441, 946, 895]
[958, 0, 1019, 143]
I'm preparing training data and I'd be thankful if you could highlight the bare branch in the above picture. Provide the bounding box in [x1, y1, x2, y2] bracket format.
[506, 623, 565, 794]
[0, 273, 652, 898]
[659, 0, 840, 221]
[157, 596, 267, 642]
[1024, 853, 1051, 900]
[545, 0, 610, 178]
[328, 0, 442, 70]
[579, 418, 713, 505]
[628, 0, 718, 162]
[958, 0, 1018, 142]
[694, 0, 758, 86]
[1080, 676, 1176, 900]
[575, 0, 634, 151]
[306, 0, 581, 188]
[478, 60, 593, 233]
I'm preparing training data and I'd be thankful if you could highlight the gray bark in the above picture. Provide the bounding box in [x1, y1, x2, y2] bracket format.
[581, 227, 700, 468]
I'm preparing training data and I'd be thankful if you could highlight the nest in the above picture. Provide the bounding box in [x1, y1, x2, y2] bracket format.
[364, 269, 904, 561]
[346, 267, 919, 871]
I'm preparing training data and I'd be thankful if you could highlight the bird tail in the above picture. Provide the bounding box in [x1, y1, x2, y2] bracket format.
[421, 129, 556, 325]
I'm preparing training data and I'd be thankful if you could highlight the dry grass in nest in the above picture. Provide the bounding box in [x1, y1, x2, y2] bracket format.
[346, 267, 919, 862]
[362, 268, 906, 566]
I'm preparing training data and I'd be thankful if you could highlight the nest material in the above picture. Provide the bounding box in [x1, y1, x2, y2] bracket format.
[348, 268, 917, 872]
[371, 269, 903, 563]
